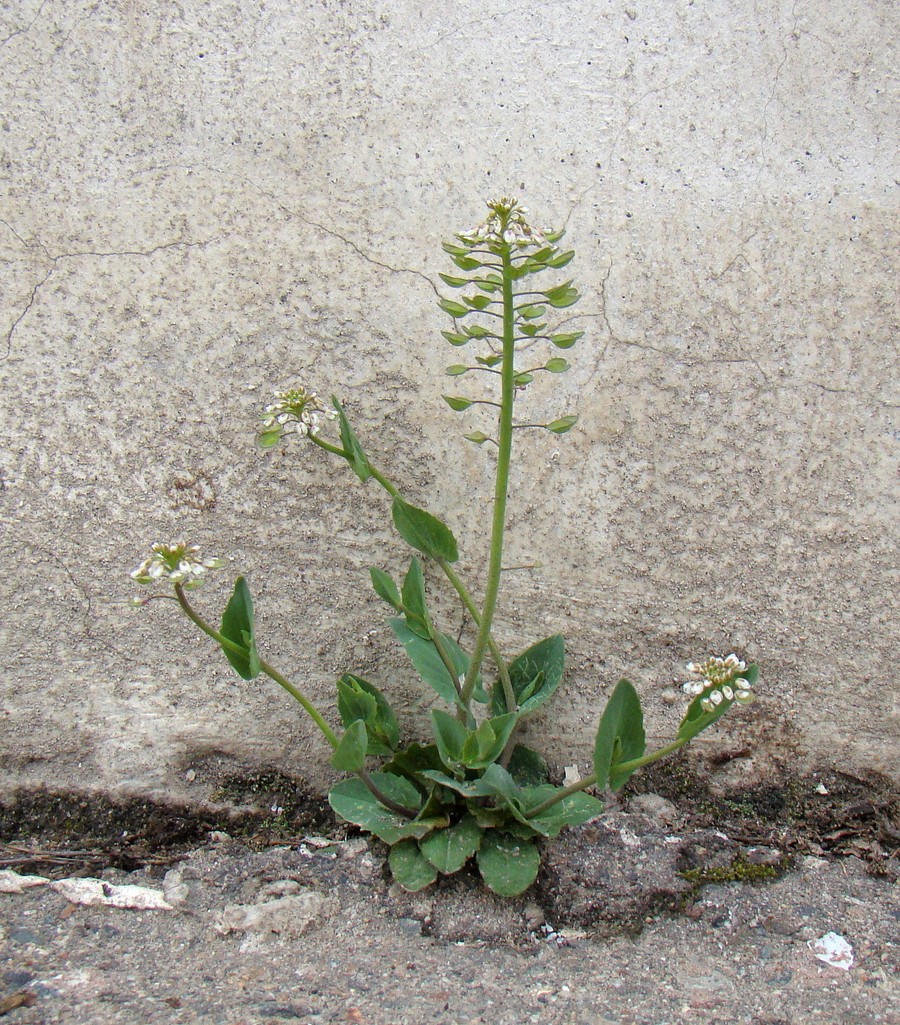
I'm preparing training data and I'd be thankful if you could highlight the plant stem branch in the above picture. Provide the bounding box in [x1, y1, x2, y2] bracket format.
[460, 241, 516, 706]
[174, 585, 340, 749]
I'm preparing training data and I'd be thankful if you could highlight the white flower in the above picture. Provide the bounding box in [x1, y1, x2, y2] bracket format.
[259, 385, 335, 444]
[456, 197, 557, 255]
[681, 653, 754, 713]
[131, 542, 224, 591]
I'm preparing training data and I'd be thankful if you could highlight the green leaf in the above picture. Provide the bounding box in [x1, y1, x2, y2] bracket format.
[464, 324, 493, 339]
[522, 787, 604, 837]
[464, 294, 492, 311]
[431, 708, 468, 772]
[441, 330, 469, 346]
[220, 577, 261, 680]
[418, 769, 498, 799]
[678, 663, 758, 743]
[514, 373, 534, 386]
[383, 742, 444, 782]
[543, 281, 580, 308]
[518, 304, 546, 320]
[391, 496, 459, 562]
[331, 397, 373, 483]
[420, 814, 483, 874]
[547, 250, 575, 269]
[439, 273, 469, 288]
[492, 635, 565, 716]
[545, 357, 570, 373]
[593, 679, 646, 792]
[390, 619, 475, 706]
[445, 364, 469, 376]
[331, 720, 368, 772]
[328, 773, 435, 845]
[257, 430, 282, 449]
[546, 415, 578, 434]
[370, 567, 402, 611]
[506, 744, 550, 787]
[336, 674, 400, 755]
[459, 713, 519, 770]
[400, 557, 430, 637]
[549, 331, 584, 349]
[442, 242, 470, 257]
[439, 298, 470, 318]
[442, 395, 475, 412]
[389, 840, 439, 891]
[477, 833, 540, 896]
[518, 323, 540, 338]
[464, 431, 491, 445]
[450, 254, 482, 272]
[475, 354, 503, 367]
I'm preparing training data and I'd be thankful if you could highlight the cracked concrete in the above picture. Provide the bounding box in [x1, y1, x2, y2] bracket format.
[0, 0, 897, 803]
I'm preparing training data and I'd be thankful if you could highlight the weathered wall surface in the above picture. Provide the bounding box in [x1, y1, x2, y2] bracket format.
[1, 0, 896, 801]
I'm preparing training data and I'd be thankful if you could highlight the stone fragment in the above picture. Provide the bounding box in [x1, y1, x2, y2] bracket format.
[215, 890, 329, 939]
[49, 878, 174, 910]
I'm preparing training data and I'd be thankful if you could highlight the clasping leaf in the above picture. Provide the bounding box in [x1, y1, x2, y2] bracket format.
[220, 576, 261, 680]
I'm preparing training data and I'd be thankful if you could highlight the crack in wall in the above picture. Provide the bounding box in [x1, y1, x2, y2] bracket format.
[2, 237, 216, 360]
[0, 0, 47, 49]
[139, 163, 441, 298]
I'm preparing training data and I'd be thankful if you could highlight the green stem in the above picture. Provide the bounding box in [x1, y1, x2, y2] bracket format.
[174, 585, 340, 749]
[358, 768, 418, 818]
[311, 427, 514, 711]
[439, 560, 515, 713]
[523, 737, 691, 820]
[460, 240, 516, 706]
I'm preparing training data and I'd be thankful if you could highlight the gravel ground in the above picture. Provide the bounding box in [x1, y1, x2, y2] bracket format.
[2, 830, 897, 1025]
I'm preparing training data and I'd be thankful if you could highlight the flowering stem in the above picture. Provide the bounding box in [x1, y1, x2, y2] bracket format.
[173, 585, 340, 749]
[460, 239, 516, 706]
[439, 560, 516, 713]
[310, 428, 514, 710]
[522, 737, 693, 820]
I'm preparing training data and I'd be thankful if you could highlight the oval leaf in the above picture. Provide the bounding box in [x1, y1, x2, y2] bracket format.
[389, 840, 439, 891]
[549, 331, 584, 349]
[391, 497, 459, 562]
[477, 833, 540, 896]
[220, 576, 261, 680]
[420, 815, 483, 874]
[593, 678, 646, 792]
[442, 395, 474, 412]
[328, 774, 430, 845]
[331, 720, 368, 772]
[546, 415, 578, 435]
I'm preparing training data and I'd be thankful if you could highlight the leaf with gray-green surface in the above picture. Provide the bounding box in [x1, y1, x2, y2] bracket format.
[593, 678, 646, 792]
[219, 576, 261, 680]
[328, 774, 437, 845]
[391, 497, 459, 563]
[388, 840, 439, 891]
[477, 833, 540, 896]
[420, 814, 482, 874]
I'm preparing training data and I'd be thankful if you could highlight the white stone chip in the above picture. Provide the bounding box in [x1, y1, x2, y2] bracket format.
[49, 878, 174, 910]
[808, 931, 854, 970]
[0, 869, 50, 893]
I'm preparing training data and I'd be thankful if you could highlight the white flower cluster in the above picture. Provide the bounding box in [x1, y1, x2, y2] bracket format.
[261, 386, 335, 440]
[131, 542, 224, 590]
[681, 654, 753, 713]
[457, 196, 555, 253]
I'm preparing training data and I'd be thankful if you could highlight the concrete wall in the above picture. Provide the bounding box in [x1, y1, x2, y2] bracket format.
[1, 0, 896, 801]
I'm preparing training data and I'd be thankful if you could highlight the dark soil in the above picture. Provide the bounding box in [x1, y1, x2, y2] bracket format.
[2, 761, 896, 883]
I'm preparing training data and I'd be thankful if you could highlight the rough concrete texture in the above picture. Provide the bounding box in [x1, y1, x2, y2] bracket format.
[0, 1, 897, 799]
[1, 835, 898, 1024]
